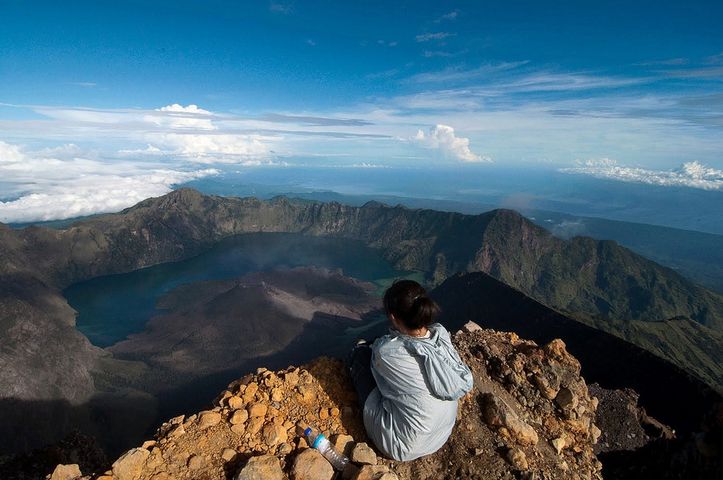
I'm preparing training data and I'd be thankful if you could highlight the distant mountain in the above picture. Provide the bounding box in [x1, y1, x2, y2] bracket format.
[523, 211, 723, 293]
[1, 188, 722, 454]
[9, 188, 721, 326]
[475, 209, 723, 329]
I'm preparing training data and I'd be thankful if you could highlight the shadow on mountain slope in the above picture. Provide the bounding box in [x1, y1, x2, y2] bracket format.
[430, 271, 721, 435]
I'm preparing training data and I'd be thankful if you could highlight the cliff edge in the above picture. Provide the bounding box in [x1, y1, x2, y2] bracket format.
[48, 324, 603, 480]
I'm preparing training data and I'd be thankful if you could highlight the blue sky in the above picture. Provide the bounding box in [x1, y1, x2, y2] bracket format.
[0, 0, 722, 221]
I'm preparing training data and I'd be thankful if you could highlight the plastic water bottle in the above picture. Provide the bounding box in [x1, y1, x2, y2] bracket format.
[304, 427, 349, 471]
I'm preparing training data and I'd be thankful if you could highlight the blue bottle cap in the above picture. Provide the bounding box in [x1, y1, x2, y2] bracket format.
[304, 427, 312, 436]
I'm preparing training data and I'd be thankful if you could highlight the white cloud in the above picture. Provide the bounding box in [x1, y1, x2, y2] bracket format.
[157, 104, 211, 115]
[147, 133, 276, 163]
[269, 2, 292, 14]
[0, 141, 218, 223]
[435, 11, 459, 22]
[0, 140, 25, 163]
[413, 124, 490, 163]
[415, 32, 455, 42]
[550, 220, 587, 239]
[145, 104, 216, 130]
[423, 50, 456, 58]
[119, 144, 163, 155]
[560, 159, 723, 190]
[408, 62, 529, 83]
[22, 103, 279, 164]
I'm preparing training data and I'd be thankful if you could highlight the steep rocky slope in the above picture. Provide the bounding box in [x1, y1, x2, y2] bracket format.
[46, 325, 604, 480]
[432, 272, 722, 427]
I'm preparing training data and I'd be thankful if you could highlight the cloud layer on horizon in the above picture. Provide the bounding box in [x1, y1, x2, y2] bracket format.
[2, 49, 723, 222]
[559, 159, 723, 190]
[0, 140, 217, 223]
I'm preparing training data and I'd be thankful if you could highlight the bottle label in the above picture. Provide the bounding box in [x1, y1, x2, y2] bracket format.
[312, 434, 326, 449]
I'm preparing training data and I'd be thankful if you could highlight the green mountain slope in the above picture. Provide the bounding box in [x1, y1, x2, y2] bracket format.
[1, 188, 721, 415]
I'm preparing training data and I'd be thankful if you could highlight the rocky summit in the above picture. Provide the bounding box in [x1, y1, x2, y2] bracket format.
[47, 323, 603, 480]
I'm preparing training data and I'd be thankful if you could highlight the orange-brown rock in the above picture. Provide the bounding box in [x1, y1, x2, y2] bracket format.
[72, 325, 602, 480]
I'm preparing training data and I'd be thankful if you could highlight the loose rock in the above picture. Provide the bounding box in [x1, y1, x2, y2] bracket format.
[198, 411, 222, 429]
[248, 403, 268, 418]
[462, 321, 483, 333]
[332, 434, 354, 456]
[228, 395, 245, 410]
[292, 448, 334, 480]
[187, 454, 204, 470]
[350, 442, 377, 465]
[48, 464, 81, 480]
[230, 409, 249, 425]
[235, 454, 286, 480]
[354, 464, 393, 480]
[222, 448, 237, 461]
[506, 448, 529, 470]
[112, 448, 150, 480]
[480, 393, 539, 445]
[262, 423, 288, 447]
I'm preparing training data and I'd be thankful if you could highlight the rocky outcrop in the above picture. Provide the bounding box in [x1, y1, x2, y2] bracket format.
[48, 325, 604, 479]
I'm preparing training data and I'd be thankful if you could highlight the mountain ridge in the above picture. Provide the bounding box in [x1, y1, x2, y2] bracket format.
[0, 188, 721, 457]
[29, 189, 723, 328]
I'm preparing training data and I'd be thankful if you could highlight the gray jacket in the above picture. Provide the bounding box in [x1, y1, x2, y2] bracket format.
[363, 323, 473, 461]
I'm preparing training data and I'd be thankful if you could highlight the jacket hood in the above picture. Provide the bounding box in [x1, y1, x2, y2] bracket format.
[396, 323, 473, 401]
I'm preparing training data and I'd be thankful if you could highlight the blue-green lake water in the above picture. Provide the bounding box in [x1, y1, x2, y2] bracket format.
[64, 233, 411, 348]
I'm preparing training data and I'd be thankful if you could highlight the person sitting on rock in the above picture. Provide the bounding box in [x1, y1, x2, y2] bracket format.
[347, 279, 474, 461]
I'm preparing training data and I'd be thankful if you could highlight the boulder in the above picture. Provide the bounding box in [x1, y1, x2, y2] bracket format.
[292, 448, 334, 480]
[112, 448, 150, 480]
[187, 454, 204, 470]
[228, 395, 245, 410]
[230, 409, 249, 425]
[462, 321, 483, 333]
[543, 339, 567, 359]
[506, 448, 528, 470]
[350, 442, 377, 465]
[331, 434, 354, 456]
[198, 411, 222, 429]
[480, 393, 539, 445]
[354, 464, 394, 480]
[235, 454, 286, 480]
[48, 464, 81, 480]
[247, 416, 265, 435]
[248, 402, 268, 418]
[262, 423, 288, 447]
[222, 448, 237, 461]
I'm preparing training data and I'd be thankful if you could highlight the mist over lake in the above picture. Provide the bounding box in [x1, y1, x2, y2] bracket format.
[64, 233, 409, 348]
